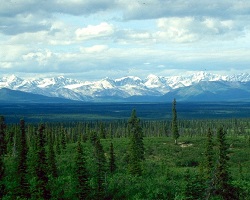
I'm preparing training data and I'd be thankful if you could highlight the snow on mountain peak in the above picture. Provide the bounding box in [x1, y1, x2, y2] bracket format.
[0, 71, 250, 101]
[115, 76, 142, 86]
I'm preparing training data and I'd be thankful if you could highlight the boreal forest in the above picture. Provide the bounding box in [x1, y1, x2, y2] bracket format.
[0, 100, 250, 200]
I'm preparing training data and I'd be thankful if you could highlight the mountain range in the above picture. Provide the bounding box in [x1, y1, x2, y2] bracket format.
[0, 72, 250, 103]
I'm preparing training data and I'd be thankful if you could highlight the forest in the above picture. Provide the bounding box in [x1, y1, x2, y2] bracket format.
[0, 101, 250, 199]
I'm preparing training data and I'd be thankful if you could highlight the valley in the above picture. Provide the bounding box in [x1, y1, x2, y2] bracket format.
[1, 102, 250, 123]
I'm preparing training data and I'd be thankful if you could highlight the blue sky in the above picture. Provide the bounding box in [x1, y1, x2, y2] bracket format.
[1, 0, 250, 80]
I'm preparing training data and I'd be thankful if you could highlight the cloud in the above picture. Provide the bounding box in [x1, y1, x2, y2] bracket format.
[0, 0, 117, 17]
[1, 0, 250, 79]
[22, 49, 54, 66]
[154, 16, 247, 43]
[75, 22, 115, 40]
[0, 13, 52, 35]
[80, 45, 109, 53]
[121, 0, 250, 20]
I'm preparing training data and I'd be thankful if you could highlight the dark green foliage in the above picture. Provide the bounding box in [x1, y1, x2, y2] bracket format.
[16, 119, 30, 198]
[47, 131, 58, 178]
[1, 115, 250, 199]
[0, 116, 7, 156]
[109, 141, 116, 173]
[61, 128, 67, 150]
[205, 128, 214, 179]
[33, 124, 51, 199]
[75, 139, 89, 199]
[172, 98, 179, 144]
[99, 122, 106, 139]
[204, 128, 215, 197]
[0, 156, 5, 199]
[127, 109, 144, 176]
[0, 116, 6, 198]
[184, 170, 205, 200]
[92, 131, 106, 198]
[213, 127, 239, 200]
[89, 131, 98, 145]
[56, 135, 61, 155]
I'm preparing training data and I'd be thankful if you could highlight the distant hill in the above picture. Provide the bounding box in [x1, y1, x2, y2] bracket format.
[0, 88, 77, 103]
[158, 81, 250, 102]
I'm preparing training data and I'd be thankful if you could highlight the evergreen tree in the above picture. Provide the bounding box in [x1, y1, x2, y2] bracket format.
[214, 127, 239, 200]
[75, 138, 89, 199]
[127, 109, 144, 176]
[16, 119, 30, 198]
[172, 98, 179, 144]
[0, 116, 6, 198]
[204, 128, 214, 199]
[55, 134, 61, 155]
[47, 131, 58, 178]
[109, 141, 116, 173]
[184, 170, 205, 200]
[34, 124, 51, 199]
[61, 128, 67, 150]
[0, 116, 7, 156]
[92, 131, 106, 199]
[99, 122, 106, 139]
[0, 156, 5, 199]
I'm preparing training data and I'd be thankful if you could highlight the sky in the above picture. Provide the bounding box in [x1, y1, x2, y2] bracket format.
[1, 0, 250, 80]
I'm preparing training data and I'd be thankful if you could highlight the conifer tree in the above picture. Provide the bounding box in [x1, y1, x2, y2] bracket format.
[184, 170, 205, 200]
[127, 109, 144, 176]
[172, 98, 179, 144]
[99, 122, 106, 139]
[47, 131, 58, 178]
[34, 124, 51, 199]
[0, 116, 6, 198]
[16, 119, 30, 198]
[214, 127, 239, 199]
[204, 128, 214, 198]
[75, 138, 89, 199]
[61, 128, 67, 150]
[91, 131, 106, 198]
[0, 116, 7, 156]
[109, 141, 116, 173]
[56, 134, 61, 155]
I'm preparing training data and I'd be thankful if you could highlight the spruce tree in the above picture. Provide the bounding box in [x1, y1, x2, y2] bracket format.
[0, 116, 7, 156]
[204, 128, 214, 199]
[184, 170, 205, 200]
[0, 116, 6, 198]
[172, 98, 179, 144]
[75, 138, 89, 199]
[56, 134, 61, 155]
[109, 141, 116, 173]
[91, 131, 106, 198]
[47, 131, 58, 178]
[61, 128, 67, 150]
[16, 119, 30, 198]
[99, 122, 106, 139]
[0, 156, 5, 199]
[127, 109, 144, 176]
[214, 127, 239, 199]
[34, 124, 51, 199]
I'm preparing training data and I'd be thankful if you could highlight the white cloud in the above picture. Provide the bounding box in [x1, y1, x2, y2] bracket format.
[23, 50, 54, 65]
[155, 17, 247, 43]
[80, 45, 109, 53]
[0, 62, 12, 69]
[75, 22, 115, 40]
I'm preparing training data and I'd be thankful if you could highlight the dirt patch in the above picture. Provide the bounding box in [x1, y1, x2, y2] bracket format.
[178, 142, 193, 148]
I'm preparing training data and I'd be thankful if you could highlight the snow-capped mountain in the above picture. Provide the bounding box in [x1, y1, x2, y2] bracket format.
[0, 72, 250, 102]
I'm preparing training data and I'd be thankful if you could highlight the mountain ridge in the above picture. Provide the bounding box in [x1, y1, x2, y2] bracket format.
[0, 72, 250, 102]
